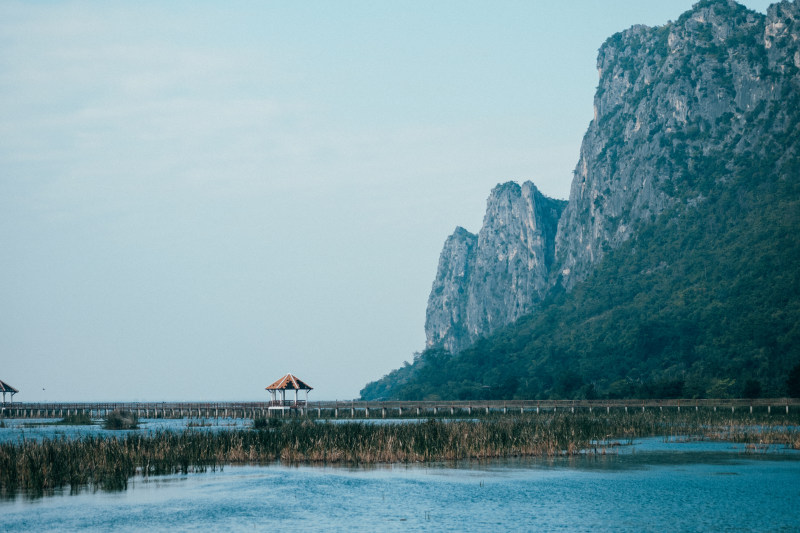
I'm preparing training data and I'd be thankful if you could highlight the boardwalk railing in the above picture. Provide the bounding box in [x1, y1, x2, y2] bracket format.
[1, 398, 798, 419]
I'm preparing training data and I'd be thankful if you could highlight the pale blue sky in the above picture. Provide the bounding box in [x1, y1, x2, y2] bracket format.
[1, 1, 773, 401]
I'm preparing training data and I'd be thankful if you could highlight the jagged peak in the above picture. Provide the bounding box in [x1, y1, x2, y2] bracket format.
[598, 0, 762, 60]
[683, 0, 757, 20]
[487, 180, 555, 202]
[489, 180, 523, 197]
[449, 226, 477, 240]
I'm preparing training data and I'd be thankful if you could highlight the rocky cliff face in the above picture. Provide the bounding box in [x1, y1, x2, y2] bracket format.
[425, 182, 565, 353]
[425, 0, 800, 353]
[556, 0, 799, 289]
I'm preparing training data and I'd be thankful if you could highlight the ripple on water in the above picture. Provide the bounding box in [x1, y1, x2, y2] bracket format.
[1, 437, 799, 532]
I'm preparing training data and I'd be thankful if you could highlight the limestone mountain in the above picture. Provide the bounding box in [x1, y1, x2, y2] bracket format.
[556, 0, 798, 290]
[362, 0, 800, 401]
[422, 0, 800, 355]
[425, 182, 565, 354]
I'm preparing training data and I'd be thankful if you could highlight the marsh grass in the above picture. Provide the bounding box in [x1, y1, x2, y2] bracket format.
[103, 410, 138, 430]
[1, 409, 797, 497]
[54, 413, 94, 426]
[252, 417, 283, 430]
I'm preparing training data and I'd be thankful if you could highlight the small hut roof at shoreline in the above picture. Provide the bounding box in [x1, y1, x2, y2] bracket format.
[266, 373, 313, 391]
[0, 379, 18, 394]
[0, 379, 18, 403]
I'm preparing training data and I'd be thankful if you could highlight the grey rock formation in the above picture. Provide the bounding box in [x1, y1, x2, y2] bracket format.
[425, 182, 565, 353]
[424, 227, 477, 353]
[556, 0, 800, 289]
[424, 0, 800, 352]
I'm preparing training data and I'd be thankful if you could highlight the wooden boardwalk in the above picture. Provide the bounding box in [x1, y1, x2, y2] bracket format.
[1, 398, 798, 419]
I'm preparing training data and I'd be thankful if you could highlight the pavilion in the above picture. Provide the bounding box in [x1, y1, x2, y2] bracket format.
[266, 373, 312, 410]
[0, 379, 18, 403]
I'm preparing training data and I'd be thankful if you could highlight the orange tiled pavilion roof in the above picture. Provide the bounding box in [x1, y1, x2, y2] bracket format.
[265, 374, 313, 391]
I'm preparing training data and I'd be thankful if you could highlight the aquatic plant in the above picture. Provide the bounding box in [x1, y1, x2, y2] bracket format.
[103, 410, 138, 430]
[54, 413, 94, 426]
[1, 409, 797, 497]
[252, 417, 282, 430]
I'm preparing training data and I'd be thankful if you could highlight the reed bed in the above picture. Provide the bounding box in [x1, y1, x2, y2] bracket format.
[1, 409, 797, 497]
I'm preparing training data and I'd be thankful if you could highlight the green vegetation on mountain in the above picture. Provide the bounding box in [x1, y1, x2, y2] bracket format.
[363, 152, 800, 400]
[362, 0, 800, 401]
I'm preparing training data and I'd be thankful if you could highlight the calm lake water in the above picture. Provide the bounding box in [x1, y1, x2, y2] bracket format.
[1, 420, 799, 532]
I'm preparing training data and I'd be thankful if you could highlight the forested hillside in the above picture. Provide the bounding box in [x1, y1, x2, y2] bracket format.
[362, 0, 800, 400]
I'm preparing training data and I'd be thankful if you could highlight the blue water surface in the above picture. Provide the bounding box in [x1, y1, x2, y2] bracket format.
[1, 436, 799, 532]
